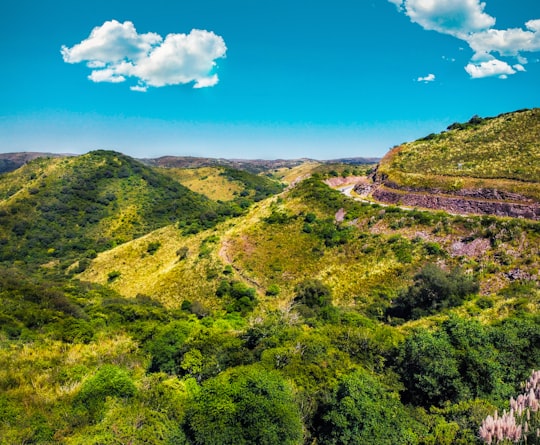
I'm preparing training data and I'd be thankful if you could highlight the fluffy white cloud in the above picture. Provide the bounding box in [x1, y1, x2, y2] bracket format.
[467, 20, 540, 58]
[417, 73, 435, 82]
[406, 0, 494, 37]
[389, 0, 540, 79]
[464, 59, 516, 78]
[61, 20, 161, 64]
[390, 0, 494, 38]
[61, 20, 226, 91]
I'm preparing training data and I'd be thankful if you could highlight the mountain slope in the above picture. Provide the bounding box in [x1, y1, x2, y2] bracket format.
[366, 108, 540, 219]
[0, 150, 226, 267]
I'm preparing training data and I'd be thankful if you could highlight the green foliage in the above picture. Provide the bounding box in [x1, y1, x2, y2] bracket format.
[394, 315, 538, 409]
[60, 318, 95, 343]
[75, 365, 137, 419]
[220, 166, 284, 202]
[216, 279, 257, 314]
[146, 241, 161, 255]
[387, 264, 478, 321]
[185, 365, 303, 445]
[395, 328, 464, 407]
[266, 283, 280, 296]
[107, 270, 121, 282]
[265, 209, 294, 224]
[294, 279, 332, 310]
[145, 321, 193, 374]
[0, 150, 229, 267]
[317, 368, 423, 444]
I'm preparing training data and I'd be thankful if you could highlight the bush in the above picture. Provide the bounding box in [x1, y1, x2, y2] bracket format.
[386, 264, 478, 320]
[185, 365, 303, 445]
[294, 279, 332, 310]
[395, 329, 464, 407]
[266, 284, 280, 296]
[145, 321, 192, 374]
[317, 369, 422, 444]
[75, 365, 136, 418]
[107, 270, 121, 282]
[146, 241, 161, 255]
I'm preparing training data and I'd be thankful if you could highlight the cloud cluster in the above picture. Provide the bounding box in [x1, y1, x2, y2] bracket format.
[61, 20, 227, 91]
[389, 0, 540, 79]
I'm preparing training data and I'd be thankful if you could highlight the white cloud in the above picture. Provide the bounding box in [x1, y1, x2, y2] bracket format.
[61, 20, 161, 64]
[417, 73, 435, 82]
[130, 85, 148, 92]
[464, 59, 516, 78]
[61, 20, 226, 91]
[467, 21, 540, 59]
[389, 0, 540, 79]
[88, 69, 125, 83]
[388, 0, 404, 10]
[393, 0, 495, 38]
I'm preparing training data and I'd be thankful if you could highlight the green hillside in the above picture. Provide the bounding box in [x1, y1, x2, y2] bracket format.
[378, 108, 540, 200]
[161, 165, 284, 202]
[1, 145, 540, 444]
[0, 150, 239, 268]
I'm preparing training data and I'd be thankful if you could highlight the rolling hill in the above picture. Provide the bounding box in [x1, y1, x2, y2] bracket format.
[363, 108, 540, 219]
[0, 150, 245, 267]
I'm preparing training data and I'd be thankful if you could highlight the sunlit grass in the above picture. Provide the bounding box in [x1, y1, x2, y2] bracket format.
[161, 167, 243, 201]
[379, 108, 540, 200]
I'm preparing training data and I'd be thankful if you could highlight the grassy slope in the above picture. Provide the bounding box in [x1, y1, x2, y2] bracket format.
[378, 108, 540, 199]
[80, 175, 540, 318]
[159, 167, 243, 201]
[78, 225, 225, 309]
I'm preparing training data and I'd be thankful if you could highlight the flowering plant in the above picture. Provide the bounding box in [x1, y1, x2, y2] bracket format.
[480, 370, 540, 444]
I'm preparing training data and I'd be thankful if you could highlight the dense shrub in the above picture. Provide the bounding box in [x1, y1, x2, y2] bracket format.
[317, 368, 422, 444]
[294, 279, 332, 310]
[386, 264, 478, 320]
[185, 365, 303, 445]
[216, 279, 257, 314]
[75, 365, 136, 419]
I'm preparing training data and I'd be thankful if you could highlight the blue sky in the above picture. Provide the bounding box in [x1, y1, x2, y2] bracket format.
[1, 0, 539, 159]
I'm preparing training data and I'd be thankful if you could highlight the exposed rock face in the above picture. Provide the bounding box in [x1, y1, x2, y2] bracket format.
[371, 184, 540, 220]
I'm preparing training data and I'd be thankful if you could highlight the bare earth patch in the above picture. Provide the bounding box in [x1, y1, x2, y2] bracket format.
[450, 238, 491, 257]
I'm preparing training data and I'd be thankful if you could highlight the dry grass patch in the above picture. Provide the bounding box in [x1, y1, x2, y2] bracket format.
[161, 167, 243, 201]
[78, 225, 223, 308]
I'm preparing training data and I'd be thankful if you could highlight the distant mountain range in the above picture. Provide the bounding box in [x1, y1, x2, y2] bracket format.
[0, 152, 380, 175]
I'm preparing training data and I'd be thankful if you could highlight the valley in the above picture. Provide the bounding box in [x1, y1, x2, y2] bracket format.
[0, 108, 539, 444]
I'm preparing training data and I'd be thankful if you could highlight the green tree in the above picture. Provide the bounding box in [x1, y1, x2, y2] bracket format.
[145, 321, 192, 374]
[387, 264, 478, 320]
[294, 279, 332, 309]
[185, 365, 303, 445]
[396, 329, 464, 407]
[317, 368, 421, 444]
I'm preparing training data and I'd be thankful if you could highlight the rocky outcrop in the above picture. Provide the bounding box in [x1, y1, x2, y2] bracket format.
[370, 184, 540, 220]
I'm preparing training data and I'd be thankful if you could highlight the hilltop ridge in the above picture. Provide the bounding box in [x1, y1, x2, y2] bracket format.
[355, 108, 540, 220]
